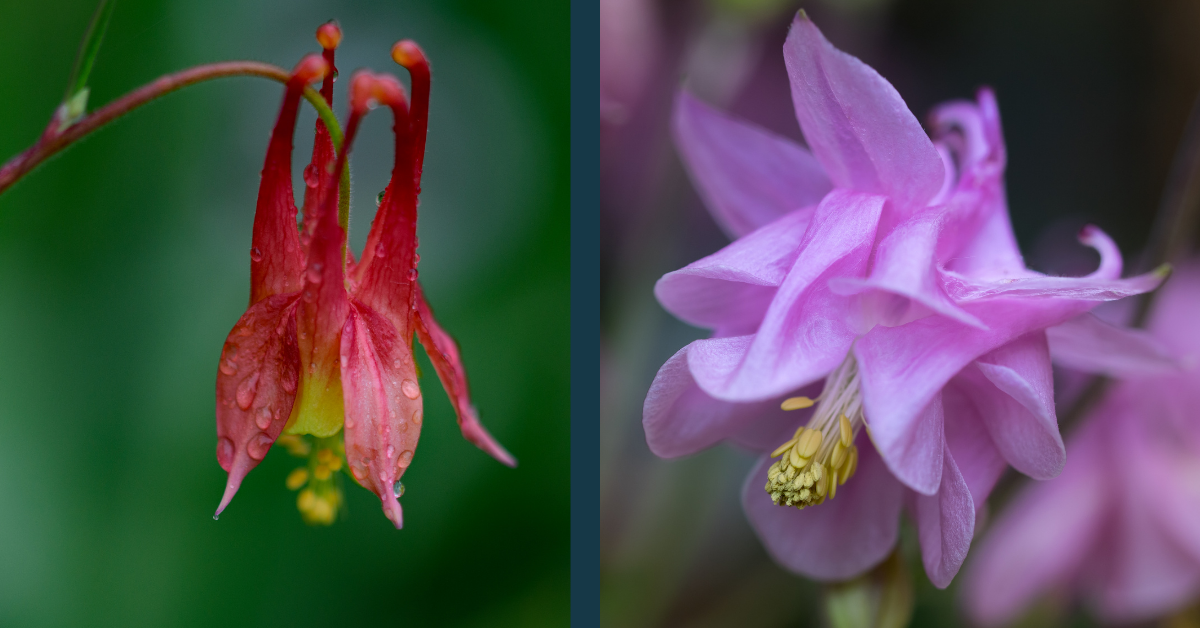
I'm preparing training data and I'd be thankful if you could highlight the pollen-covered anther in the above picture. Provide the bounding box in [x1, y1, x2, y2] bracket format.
[316, 21, 342, 50]
[766, 354, 865, 509]
[290, 53, 330, 85]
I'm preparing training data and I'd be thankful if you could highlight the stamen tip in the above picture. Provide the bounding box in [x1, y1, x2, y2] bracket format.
[316, 21, 343, 50]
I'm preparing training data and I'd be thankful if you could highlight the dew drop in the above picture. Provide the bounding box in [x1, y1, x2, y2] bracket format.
[303, 164, 320, 188]
[219, 359, 237, 376]
[255, 407, 273, 430]
[398, 450, 414, 466]
[401, 379, 420, 399]
[407, 269, 418, 281]
[250, 246, 263, 262]
[236, 372, 260, 410]
[375, 243, 386, 259]
[212, 513, 220, 521]
[392, 480, 405, 497]
[247, 433, 273, 460]
[392, 358, 402, 368]
[282, 376, 297, 394]
[412, 253, 420, 264]
[386, 445, 395, 458]
[376, 190, 385, 207]
[411, 408, 422, 426]
[216, 437, 235, 470]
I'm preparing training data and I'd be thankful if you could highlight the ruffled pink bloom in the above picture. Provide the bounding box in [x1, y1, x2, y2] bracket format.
[643, 12, 1166, 587]
[964, 265, 1200, 624]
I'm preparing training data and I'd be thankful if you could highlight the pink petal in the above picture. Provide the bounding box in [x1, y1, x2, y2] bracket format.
[414, 285, 515, 467]
[910, 443, 974, 589]
[1048, 312, 1179, 376]
[969, 332, 1064, 480]
[655, 207, 815, 334]
[643, 342, 808, 457]
[673, 91, 832, 238]
[340, 303, 424, 529]
[782, 12, 944, 212]
[214, 293, 301, 517]
[863, 388, 944, 496]
[962, 421, 1109, 626]
[690, 190, 884, 401]
[829, 207, 983, 328]
[741, 435, 903, 580]
[942, 226, 1166, 303]
[941, 377, 1007, 510]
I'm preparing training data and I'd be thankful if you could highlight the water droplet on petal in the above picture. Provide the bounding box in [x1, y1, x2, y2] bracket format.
[255, 407, 273, 430]
[401, 379, 420, 399]
[236, 372, 260, 410]
[398, 450, 413, 466]
[247, 433, 273, 460]
[303, 164, 320, 188]
[386, 445, 395, 458]
[411, 408, 422, 425]
[392, 480, 405, 497]
[407, 269, 418, 281]
[250, 246, 263, 262]
[376, 190, 385, 207]
[412, 253, 420, 264]
[212, 513, 220, 521]
[303, 290, 315, 302]
[219, 359, 237, 376]
[375, 243, 386, 259]
[282, 376, 296, 394]
[392, 358, 401, 368]
[216, 437, 235, 470]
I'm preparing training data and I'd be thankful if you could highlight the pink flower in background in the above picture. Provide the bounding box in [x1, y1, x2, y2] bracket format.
[643, 11, 1166, 587]
[964, 264, 1200, 625]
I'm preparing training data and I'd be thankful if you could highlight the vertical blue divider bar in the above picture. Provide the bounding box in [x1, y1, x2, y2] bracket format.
[570, 0, 600, 626]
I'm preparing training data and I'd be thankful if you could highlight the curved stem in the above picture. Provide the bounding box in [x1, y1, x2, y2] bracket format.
[0, 61, 345, 198]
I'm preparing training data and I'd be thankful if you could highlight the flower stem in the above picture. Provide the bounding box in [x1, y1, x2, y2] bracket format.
[0, 60, 348, 211]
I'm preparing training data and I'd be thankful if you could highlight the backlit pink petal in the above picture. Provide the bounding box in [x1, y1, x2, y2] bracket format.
[864, 388, 944, 496]
[655, 206, 815, 333]
[414, 285, 515, 467]
[911, 444, 974, 588]
[214, 293, 301, 517]
[742, 436, 903, 580]
[643, 342, 802, 457]
[689, 190, 884, 401]
[963, 421, 1109, 626]
[783, 12, 943, 212]
[969, 332, 1063, 479]
[1047, 312, 1179, 376]
[673, 91, 832, 238]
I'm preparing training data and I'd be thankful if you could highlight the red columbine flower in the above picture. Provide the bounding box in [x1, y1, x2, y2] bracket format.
[213, 27, 515, 529]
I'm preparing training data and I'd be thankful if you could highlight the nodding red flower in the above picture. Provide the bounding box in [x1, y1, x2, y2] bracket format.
[213, 25, 515, 529]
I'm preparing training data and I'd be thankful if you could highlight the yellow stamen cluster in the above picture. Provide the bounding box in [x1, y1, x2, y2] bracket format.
[280, 433, 347, 525]
[767, 353, 866, 510]
[766, 414, 860, 508]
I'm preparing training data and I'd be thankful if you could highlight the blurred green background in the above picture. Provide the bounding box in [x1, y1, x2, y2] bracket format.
[601, 0, 1200, 626]
[0, 0, 567, 626]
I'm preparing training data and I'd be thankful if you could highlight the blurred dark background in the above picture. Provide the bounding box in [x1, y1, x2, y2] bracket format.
[600, 0, 1200, 625]
[0, 0, 567, 626]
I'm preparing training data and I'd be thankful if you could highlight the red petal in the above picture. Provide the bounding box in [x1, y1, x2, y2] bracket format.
[414, 284, 516, 467]
[340, 302, 424, 529]
[214, 293, 301, 517]
[249, 78, 310, 305]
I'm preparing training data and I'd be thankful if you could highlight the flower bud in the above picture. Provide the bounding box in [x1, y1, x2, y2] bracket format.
[316, 21, 342, 50]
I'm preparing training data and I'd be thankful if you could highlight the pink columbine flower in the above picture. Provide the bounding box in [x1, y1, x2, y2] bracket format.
[964, 264, 1200, 624]
[643, 11, 1166, 586]
[213, 28, 514, 529]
